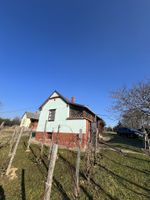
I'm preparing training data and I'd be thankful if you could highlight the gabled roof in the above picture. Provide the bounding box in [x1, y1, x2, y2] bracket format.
[25, 112, 39, 120]
[39, 90, 67, 110]
[39, 90, 102, 120]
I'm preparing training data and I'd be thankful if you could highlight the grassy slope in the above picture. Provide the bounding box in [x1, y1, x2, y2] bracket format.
[105, 131, 145, 152]
[0, 134, 150, 200]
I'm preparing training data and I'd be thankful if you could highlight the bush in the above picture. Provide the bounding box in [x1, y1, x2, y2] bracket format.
[0, 117, 20, 127]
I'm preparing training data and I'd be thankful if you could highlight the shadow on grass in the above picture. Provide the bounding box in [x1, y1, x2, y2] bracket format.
[0, 186, 5, 200]
[59, 153, 83, 183]
[80, 185, 93, 200]
[97, 163, 150, 199]
[108, 134, 143, 150]
[102, 154, 150, 175]
[125, 153, 150, 164]
[89, 177, 119, 200]
[53, 177, 71, 200]
[23, 141, 27, 149]
[59, 154, 75, 171]
[21, 169, 26, 200]
[29, 146, 46, 177]
[59, 153, 117, 200]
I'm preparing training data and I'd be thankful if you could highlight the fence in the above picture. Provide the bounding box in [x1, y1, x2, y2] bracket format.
[0, 124, 149, 200]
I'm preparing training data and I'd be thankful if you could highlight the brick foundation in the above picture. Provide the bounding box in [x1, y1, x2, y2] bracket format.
[36, 120, 89, 149]
[35, 131, 88, 149]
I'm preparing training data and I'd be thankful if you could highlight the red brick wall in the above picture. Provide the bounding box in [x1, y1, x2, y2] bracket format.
[36, 131, 88, 149]
[36, 120, 89, 149]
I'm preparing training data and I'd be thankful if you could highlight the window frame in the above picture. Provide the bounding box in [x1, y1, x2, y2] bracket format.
[48, 109, 56, 121]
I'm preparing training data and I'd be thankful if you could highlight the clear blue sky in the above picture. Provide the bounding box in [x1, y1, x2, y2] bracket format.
[0, 0, 150, 126]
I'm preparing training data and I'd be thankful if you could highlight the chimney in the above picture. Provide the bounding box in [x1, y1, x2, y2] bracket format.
[71, 96, 75, 103]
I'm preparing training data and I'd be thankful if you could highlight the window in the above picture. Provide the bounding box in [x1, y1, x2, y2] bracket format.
[48, 109, 56, 121]
[69, 106, 83, 118]
[47, 132, 53, 139]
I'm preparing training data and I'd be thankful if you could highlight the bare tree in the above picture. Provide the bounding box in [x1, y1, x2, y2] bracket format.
[111, 80, 150, 128]
[121, 109, 145, 129]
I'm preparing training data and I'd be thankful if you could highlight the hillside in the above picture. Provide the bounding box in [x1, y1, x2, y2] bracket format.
[0, 130, 150, 200]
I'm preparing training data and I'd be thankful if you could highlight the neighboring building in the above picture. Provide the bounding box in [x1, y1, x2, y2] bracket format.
[36, 90, 104, 149]
[20, 112, 39, 130]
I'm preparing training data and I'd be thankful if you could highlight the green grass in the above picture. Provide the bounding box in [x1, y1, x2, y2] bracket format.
[105, 131, 145, 152]
[0, 135, 150, 200]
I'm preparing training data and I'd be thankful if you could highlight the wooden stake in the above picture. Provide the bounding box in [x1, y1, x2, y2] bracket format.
[48, 142, 52, 160]
[6, 127, 24, 176]
[56, 125, 60, 144]
[41, 120, 47, 157]
[74, 129, 82, 198]
[0, 121, 5, 130]
[26, 129, 32, 152]
[43, 143, 58, 200]
[94, 128, 98, 165]
[48, 132, 53, 160]
[144, 129, 150, 152]
[48, 124, 60, 160]
[9, 127, 18, 157]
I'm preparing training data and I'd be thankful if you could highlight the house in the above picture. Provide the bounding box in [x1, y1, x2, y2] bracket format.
[20, 112, 39, 130]
[36, 91, 104, 149]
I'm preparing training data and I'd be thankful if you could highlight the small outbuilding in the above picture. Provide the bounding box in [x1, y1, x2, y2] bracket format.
[20, 112, 39, 130]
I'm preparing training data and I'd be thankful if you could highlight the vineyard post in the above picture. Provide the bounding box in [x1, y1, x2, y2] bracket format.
[43, 143, 58, 200]
[74, 129, 82, 198]
[6, 127, 24, 176]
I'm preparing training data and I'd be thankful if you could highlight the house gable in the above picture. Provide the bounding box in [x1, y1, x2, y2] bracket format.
[37, 92, 87, 134]
[37, 94, 71, 132]
[39, 90, 102, 120]
[50, 92, 59, 98]
[39, 90, 70, 110]
[41, 92, 68, 112]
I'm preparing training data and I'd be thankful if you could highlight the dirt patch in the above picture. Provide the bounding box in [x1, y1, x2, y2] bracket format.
[7, 167, 18, 180]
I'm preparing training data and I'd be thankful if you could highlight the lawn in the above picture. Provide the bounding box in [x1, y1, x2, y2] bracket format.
[0, 130, 150, 200]
[106, 131, 145, 152]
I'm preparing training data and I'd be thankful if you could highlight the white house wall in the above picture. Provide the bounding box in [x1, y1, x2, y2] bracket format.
[20, 114, 31, 128]
[37, 98, 86, 134]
